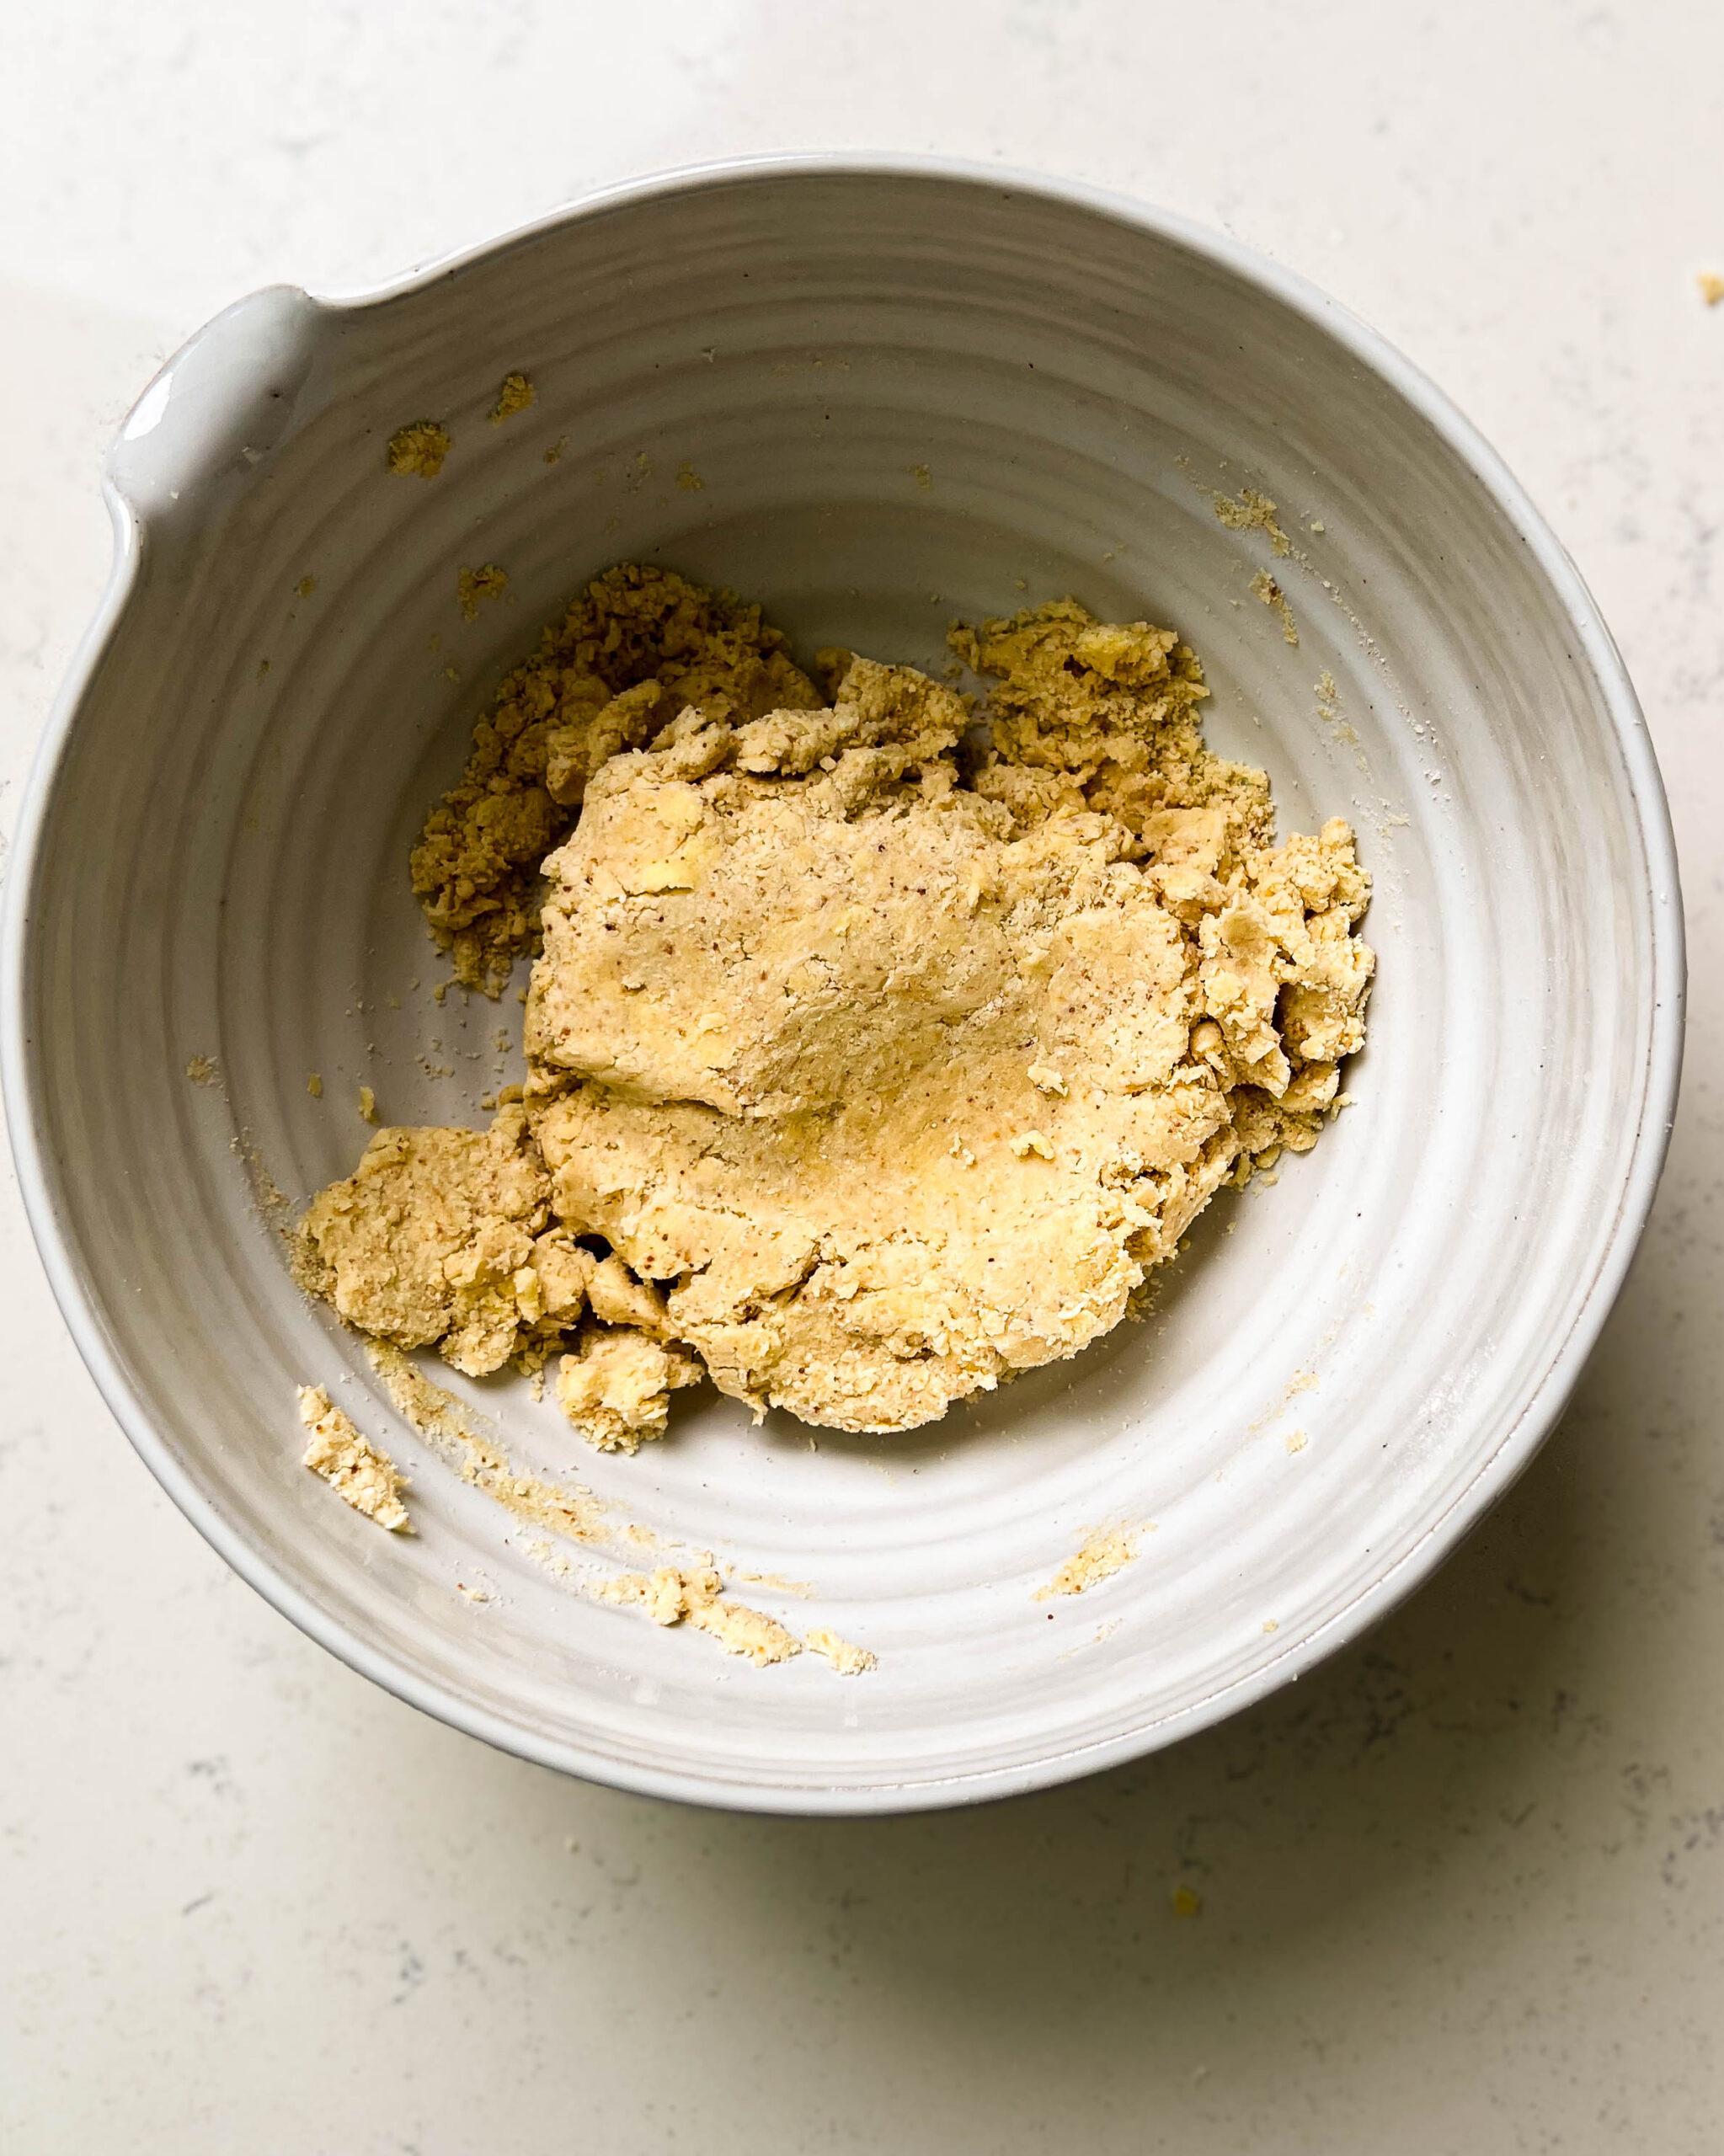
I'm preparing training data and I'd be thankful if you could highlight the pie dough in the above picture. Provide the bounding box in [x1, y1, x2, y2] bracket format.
[298, 568, 1373, 1442]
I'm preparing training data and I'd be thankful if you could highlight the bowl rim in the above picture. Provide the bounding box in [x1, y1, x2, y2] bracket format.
[0, 150, 1686, 1816]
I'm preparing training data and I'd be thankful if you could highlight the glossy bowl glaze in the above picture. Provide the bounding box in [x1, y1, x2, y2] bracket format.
[1, 157, 1683, 1812]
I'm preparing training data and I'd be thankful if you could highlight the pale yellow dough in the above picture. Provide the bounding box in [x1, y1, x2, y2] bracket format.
[600, 1566, 803, 1666]
[297, 1385, 410, 1531]
[296, 1105, 686, 1452]
[299, 566, 1373, 1444]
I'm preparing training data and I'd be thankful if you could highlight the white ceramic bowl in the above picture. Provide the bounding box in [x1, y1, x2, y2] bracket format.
[2, 157, 1682, 1813]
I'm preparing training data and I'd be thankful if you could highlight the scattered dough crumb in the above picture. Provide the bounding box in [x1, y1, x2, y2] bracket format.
[1285, 1428, 1309, 1454]
[1698, 271, 1724, 307]
[456, 1580, 490, 1602]
[1213, 486, 1291, 555]
[307, 1072, 323, 1097]
[1262, 1617, 1279, 1633]
[600, 1566, 802, 1666]
[234, 1129, 299, 1241]
[358, 1085, 376, 1123]
[738, 1570, 814, 1597]
[675, 461, 705, 491]
[806, 1627, 878, 1675]
[366, 1341, 612, 1547]
[1316, 670, 1360, 750]
[457, 563, 509, 621]
[1250, 569, 1300, 646]
[387, 421, 451, 478]
[184, 1054, 217, 1086]
[296, 1385, 410, 1531]
[296, 574, 317, 599]
[1172, 1885, 1202, 1918]
[910, 462, 932, 490]
[1035, 1524, 1146, 1601]
[489, 372, 535, 424]
[544, 435, 568, 465]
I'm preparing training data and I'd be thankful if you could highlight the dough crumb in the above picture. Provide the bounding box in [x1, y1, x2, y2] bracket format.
[600, 1566, 802, 1666]
[1213, 486, 1291, 555]
[1172, 1885, 1203, 1918]
[366, 1340, 612, 1547]
[910, 462, 932, 490]
[1698, 271, 1724, 307]
[296, 1385, 410, 1531]
[1285, 1428, 1309, 1453]
[1250, 569, 1300, 646]
[489, 372, 536, 424]
[307, 1072, 323, 1097]
[555, 1326, 703, 1453]
[1034, 1524, 1145, 1601]
[184, 1054, 217, 1085]
[457, 563, 509, 621]
[675, 461, 705, 491]
[387, 421, 451, 478]
[806, 1627, 878, 1675]
[358, 1084, 377, 1123]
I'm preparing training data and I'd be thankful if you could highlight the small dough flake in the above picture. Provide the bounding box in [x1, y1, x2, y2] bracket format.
[489, 372, 536, 424]
[806, 1627, 878, 1675]
[387, 421, 451, 478]
[600, 1566, 801, 1666]
[1034, 1524, 1144, 1601]
[184, 1054, 218, 1086]
[1250, 569, 1300, 647]
[457, 563, 509, 621]
[1213, 486, 1291, 555]
[297, 1385, 410, 1531]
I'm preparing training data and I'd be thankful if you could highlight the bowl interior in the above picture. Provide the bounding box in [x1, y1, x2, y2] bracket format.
[11, 166, 1673, 1808]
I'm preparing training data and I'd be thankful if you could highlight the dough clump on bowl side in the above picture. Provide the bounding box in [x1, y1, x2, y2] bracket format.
[297, 566, 1373, 1439]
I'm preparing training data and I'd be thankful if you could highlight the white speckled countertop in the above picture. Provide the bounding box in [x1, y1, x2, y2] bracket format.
[3, 4, 1722, 2148]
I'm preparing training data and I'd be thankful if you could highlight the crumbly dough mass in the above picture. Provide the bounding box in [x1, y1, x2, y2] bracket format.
[299, 566, 1373, 1440]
